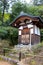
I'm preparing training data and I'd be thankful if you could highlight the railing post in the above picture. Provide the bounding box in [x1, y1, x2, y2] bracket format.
[19, 52, 21, 61]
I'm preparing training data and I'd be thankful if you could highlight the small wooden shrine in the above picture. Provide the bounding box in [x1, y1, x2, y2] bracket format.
[10, 12, 43, 45]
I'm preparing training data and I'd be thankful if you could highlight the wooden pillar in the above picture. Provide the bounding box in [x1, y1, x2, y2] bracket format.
[29, 29, 31, 50]
[19, 52, 22, 61]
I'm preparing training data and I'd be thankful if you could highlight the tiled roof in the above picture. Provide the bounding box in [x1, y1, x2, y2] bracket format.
[10, 11, 43, 25]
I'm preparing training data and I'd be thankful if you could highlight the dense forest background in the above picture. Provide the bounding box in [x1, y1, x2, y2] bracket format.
[0, 0, 43, 48]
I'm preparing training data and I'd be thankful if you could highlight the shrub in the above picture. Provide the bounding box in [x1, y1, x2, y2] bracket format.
[32, 42, 43, 54]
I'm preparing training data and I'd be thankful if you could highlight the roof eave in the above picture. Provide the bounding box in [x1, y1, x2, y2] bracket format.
[10, 14, 43, 28]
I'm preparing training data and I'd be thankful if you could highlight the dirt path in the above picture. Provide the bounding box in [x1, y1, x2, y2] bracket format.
[18, 59, 28, 65]
[18, 55, 43, 65]
[0, 61, 12, 65]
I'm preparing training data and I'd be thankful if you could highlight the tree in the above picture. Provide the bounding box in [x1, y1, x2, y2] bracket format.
[33, 0, 43, 5]
[40, 0, 43, 4]
[10, 2, 39, 21]
[41, 29, 43, 41]
[0, 26, 18, 46]
[9, 2, 29, 22]
[10, 2, 43, 42]
[0, 0, 9, 25]
[0, 0, 20, 25]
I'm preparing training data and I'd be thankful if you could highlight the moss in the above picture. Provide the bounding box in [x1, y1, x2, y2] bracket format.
[30, 60, 36, 65]
[32, 42, 43, 54]
[0, 57, 3, 61]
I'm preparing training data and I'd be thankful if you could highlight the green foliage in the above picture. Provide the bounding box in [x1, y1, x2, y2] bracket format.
[0, 1, 43, 47]
[0, 40, 10, 48]
[33, 0, 43, 5]
[10, 2, 24, 21]
[32, 42, 43, 54]
[41, 29, 43, 41]
[7, 27, 18, 46]
[4, 13, 10, 22]
[10, 2, 32, 21]
[0, 57, 3, 61]
[30, 60, 36, 65]
[0, 26, 18, 47]
[9, 2, 43, 41]
[10, 2, 43, 21]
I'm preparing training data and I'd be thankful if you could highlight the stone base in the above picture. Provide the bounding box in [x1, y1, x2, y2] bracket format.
[14, 44, 31, 53]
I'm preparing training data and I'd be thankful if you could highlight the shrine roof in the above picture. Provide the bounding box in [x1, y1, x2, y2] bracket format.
[10, 12, 43, 28]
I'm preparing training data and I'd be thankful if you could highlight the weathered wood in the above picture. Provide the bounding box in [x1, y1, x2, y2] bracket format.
[10, 13, 43, 46]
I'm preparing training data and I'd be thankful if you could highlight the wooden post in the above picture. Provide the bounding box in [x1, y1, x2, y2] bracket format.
[19, 52, 21, 61]
[3, 49, 5, 56]
[29, 29, 31, 50]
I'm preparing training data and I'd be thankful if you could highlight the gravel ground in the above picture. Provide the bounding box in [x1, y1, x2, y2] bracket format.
[0, 61, 12, 65]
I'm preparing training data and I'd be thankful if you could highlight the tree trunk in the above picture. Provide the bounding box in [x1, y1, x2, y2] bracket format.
[2, 0, 5, 25]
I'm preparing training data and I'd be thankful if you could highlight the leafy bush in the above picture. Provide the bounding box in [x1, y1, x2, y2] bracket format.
[40, 29, 43, 41]
[32, 42, 43, 54]
[0, 26, 18, 47]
